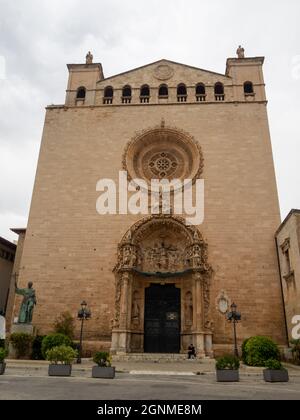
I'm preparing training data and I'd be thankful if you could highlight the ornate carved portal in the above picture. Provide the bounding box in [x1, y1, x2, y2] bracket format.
[111, 215, 213, 357]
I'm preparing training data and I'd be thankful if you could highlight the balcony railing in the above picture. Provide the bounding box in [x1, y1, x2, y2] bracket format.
[140, 96, 150, 103]
[177, 95, 187, 102]
[215, 94, 225, 101]
[122, 97, 132, 104]
[196, 94, 206, 102]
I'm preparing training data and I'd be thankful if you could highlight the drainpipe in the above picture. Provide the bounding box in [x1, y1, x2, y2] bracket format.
[275, 235, 289, 347]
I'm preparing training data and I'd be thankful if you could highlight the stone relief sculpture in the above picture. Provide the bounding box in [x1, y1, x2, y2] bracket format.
[142, 242, 183, 272]
[131, 291, 140, 326]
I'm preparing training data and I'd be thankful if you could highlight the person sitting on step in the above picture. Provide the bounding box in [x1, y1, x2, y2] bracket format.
[187, 344, 196, 359]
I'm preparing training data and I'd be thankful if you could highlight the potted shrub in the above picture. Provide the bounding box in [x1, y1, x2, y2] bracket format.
[242, 336, 280, 366]
[0, 347, 8, 375]
[46, 345, 77, 376]
[92, 351, 115, 379]
[216, 355, 240, 382]
[263, 358, 289, 382]
[41, 333, 73, 359]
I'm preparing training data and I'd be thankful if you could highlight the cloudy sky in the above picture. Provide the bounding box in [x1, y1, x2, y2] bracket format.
[0, 0, 299, 242]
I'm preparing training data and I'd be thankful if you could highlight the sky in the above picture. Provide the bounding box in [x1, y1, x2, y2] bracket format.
[0, 0, 299, 242]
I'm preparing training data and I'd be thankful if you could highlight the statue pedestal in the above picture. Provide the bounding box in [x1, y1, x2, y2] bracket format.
[9, 323, 36, 359]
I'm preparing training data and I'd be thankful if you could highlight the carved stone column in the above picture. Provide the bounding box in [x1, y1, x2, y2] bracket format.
[193, 271, 205, 357]
[119, 272, 130, 329]
[111, 271, 133, 353]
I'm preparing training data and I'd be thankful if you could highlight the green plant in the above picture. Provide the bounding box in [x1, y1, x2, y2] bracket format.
[0, 347, 8, 362]
[93, 351, 112, 367]
[53, 312, 75, 339]
[0, 339, 5, 349]
[290, 339, 300, 365]
[41, 333, 72, 359]
[265, 358, 285, 370]
[46, 345, 77, 365]
[215, 355, 240, 370]
[241, 337, 250, 363]
[31, 335, 46, 360]
[10, 333, 33, 358]
[244, 336, 280, 366]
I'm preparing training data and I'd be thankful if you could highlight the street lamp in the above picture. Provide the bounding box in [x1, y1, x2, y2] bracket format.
[226, 302, 241, 357]
[77, 300, 91, 364]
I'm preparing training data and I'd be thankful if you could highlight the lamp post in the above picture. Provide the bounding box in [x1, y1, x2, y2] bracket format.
[226, 302, 241, 357]
[77, 300, 91, 364]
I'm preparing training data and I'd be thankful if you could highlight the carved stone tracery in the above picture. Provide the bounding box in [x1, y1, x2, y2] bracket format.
[122, 124, 204, 187]
[113, 215, 213, 333]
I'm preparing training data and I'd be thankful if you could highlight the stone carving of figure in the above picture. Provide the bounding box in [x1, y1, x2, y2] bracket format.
[158, 242, 169, 270]
[130, 251, 137, 267]
[192, 245, 202, 268]
[122, 246, 132, 266]
[236, 45, 245, 59]
[86, 51, 93, 64]
[185, 292, 193, 326]
[15, 281, 37, 323]
[131, 291, 140, 325]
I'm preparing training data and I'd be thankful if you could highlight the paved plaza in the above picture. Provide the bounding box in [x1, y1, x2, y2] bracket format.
[1, 359, 300, 400]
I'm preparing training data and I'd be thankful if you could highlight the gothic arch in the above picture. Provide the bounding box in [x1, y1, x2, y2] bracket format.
[111, 215, 213, 357]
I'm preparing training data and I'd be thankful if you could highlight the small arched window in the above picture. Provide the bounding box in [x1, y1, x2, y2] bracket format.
[158, 84, 168, 97]
[140, 85, 150, 103]
[214, 82, 224, 101]
[103, 86, 113, 104]
[196, 83, 206, 101]
[76, 86, 86, 99]
[122, 85, 132, 103]
[244, 81, 254, 95]
[104, 86, 113, 98]
[177, 84, 187, 102]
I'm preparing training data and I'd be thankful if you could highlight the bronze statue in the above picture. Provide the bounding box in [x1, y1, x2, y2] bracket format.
[236, 45, 245, 59]
[15, 281, 37, 323]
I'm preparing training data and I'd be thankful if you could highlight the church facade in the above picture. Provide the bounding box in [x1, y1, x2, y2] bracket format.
[8, 50, 287, 356]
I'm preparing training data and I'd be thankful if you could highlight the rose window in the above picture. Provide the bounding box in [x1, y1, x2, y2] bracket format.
[148, 152, 178, 178]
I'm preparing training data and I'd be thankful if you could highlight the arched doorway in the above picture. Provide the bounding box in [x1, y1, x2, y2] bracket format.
[144, 283, 181, 353]
[111, 215, 213, 356]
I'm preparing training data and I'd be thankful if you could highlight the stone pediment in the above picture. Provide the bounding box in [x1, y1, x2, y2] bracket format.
[97, 59, 231, 89]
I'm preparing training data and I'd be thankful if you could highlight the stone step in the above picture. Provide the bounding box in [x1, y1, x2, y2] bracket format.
[112, 353, 196, 362]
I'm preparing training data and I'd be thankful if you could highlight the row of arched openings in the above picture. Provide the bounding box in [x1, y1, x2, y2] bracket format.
[76, 81, 254, 103]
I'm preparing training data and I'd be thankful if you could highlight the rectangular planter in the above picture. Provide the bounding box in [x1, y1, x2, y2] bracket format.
[0, 362, 6, 375]
[92, 366, 115, 379]
[263, 369, 289, 382]
[216, 369, 239, 382]
[48, 364, 72, 377]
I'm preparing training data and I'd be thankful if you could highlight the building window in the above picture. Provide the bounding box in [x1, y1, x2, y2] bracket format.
[158, 84, 168, 98]
[196, 83, 206, 102]
[76, 86, 86, 99]
[140, 85, 150, 103]
[214, 82, 224, 101]
[244, 81, 254, 95]
[103, 86, 113, 104]
[122, 85, 132, 103]
[177, 84, 187, 102]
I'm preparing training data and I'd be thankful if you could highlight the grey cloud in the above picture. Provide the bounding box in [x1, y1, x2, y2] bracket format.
[0, 0, 300, 242]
